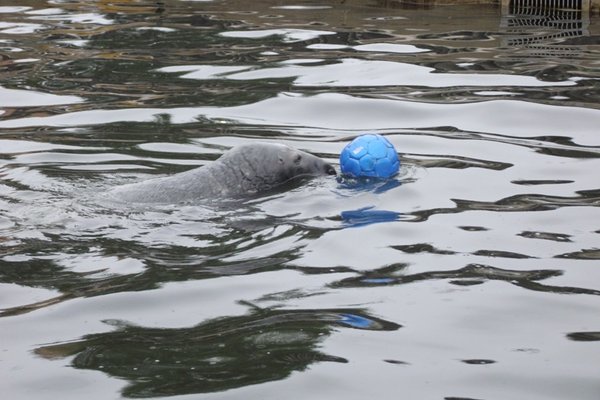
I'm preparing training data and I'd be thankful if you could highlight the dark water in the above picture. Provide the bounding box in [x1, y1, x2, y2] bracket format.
[1, 1, 600, 399]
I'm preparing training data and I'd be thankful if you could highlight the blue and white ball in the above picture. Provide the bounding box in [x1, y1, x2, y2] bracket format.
[340, 134, 400, 179]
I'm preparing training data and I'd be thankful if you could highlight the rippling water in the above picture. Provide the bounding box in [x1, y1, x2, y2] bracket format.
[1, 1, 599, 399]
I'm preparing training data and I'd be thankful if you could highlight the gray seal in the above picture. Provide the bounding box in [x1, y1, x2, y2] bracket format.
[110, 143, 336, 203]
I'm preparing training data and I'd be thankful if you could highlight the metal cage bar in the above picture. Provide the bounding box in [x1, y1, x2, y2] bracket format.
[502, 0, 590, 13]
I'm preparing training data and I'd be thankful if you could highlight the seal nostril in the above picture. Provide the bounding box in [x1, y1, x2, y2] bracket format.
[325, 165, 336, 176]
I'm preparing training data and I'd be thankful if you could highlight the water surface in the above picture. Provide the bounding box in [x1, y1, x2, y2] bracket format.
[1, 1, 599, 399]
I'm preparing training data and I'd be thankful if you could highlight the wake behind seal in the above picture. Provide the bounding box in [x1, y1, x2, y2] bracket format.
[110, 143, 336, 204]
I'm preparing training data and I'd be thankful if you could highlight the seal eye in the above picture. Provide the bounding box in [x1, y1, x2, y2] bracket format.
[294, 154, 302, 164]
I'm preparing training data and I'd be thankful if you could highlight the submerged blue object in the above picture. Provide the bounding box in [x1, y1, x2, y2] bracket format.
[339, 134, 400, 178]
[341, 206, 401, 227]
[338, 313, 373, 329]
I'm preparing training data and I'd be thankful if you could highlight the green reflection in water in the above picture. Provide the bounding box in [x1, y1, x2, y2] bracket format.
[36, 307, 401, 397]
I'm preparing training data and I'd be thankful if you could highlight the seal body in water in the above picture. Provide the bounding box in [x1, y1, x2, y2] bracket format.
[111, 143, 336, 203]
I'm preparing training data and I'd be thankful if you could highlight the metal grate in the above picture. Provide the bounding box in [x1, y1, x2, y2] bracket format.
[511, 0, 582, 10]
[500, 0, 590, 58]
[502, 0, 590, 13]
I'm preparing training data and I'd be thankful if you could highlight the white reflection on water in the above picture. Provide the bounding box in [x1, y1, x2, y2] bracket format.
[0, 21, 44, 34]
[220, 28, 336, 42]
[27, 12, 114, 25]
[353, 43, 429, 53]
[155, 58, 572, 87]
[25, 8, 65, 15]
[1, 94, 598, 145]
[0, 86, 83, 107]
[0, 6, 32, 13]
[155, 65, 253, 79]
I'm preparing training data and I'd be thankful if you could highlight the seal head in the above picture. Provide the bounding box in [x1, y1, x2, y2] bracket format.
[231, 143, 336, 191]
